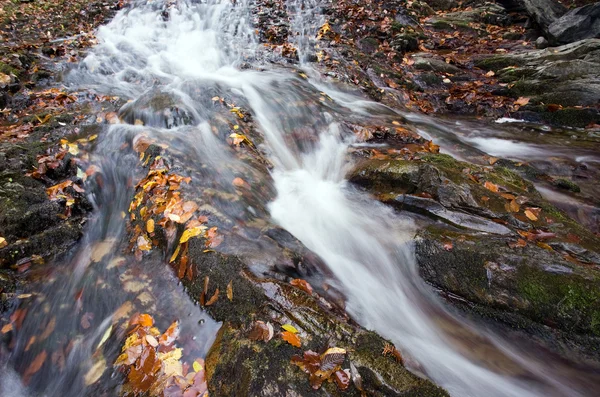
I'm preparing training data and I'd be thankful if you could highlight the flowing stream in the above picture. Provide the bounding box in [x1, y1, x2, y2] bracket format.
[2, 1, 599, 396]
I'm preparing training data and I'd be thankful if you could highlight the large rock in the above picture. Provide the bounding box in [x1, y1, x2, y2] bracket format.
[519, 0, 567, 31]
[349, 153, 600, 340]
[548, 3, 600, 45]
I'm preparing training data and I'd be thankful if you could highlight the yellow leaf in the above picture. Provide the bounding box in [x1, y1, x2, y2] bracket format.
[84, 356, 106, 386]
[227, 280, 233, 301]
[0, 237, 7, 248]
[193, 360, 203, 373]
[169, 245, 181, 263]
[146, 219, 154, 233]
[509, 200, 520, 213]
[179, 226, 206, 243]
[524, 209, 538, 221]
[97, 325, 112, 350]
[484, 181, 499, 193]
[281, 324, 298, 334]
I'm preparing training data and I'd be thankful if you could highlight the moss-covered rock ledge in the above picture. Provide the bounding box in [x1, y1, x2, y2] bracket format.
[182, 244, 448, 396]
[349, 152, 600, 346]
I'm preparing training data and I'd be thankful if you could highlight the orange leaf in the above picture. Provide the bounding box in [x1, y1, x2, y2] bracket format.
[137, 314, 154, 327]
[23, 350, 47, 382]
[514, 97, 530, 106]
[524, 209, 538, 221]
[509, 200, 520, 213]
[290, 279, 313, 295]
[488, 156, 498, 165]
[205, 288, 219, 306]
[281, 331, 301, 347]
[484, 181, 499, 193]
[232, 177, 245, 187]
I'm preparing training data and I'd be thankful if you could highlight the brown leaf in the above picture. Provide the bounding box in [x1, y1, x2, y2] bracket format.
[226, 281, 233, 301]
[488, 156, 498, 165]
[443, 241, 453, 251]
[282, 331, 301, 347]
[484, 181, 499, 193]
[514, 97, 530, 106]
[290, 279, 313, 295]
[333, 370, 350, 390]
[248, 321, 274, 342]
[509, 200, 520, 213]
[524, 209, 538, 221]
[537, 242, 553, 251]
[23, 350, 47, 383]
[205, 288, 219, 306]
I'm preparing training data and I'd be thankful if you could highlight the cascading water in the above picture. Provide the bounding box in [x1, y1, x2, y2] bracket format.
[2, 1, 599, 396]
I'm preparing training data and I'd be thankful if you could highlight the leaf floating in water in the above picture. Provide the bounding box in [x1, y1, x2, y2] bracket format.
[84, 356, 106, 386]
[290, 279, 313, 295]
[137, 235, 152, 251]
[232, 177, 245, 187]
[159, 321, 180, 346]
[23, 350, 47, 383]
[281, 331, 301, 347]
[97, 325, 113, 349]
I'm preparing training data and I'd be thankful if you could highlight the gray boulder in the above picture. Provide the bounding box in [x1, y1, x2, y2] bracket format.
[548, 3, 600, 45]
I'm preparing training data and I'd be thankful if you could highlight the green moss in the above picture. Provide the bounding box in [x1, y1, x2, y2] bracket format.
[552, 178, 581, 193]
[475, 55, 522, 71]
[0, 62, 21, 78]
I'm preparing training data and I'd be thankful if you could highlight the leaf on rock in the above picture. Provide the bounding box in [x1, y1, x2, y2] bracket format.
[248, 321, 274, 342]
[226, 281, 233, 301]
[524, 209, 538, 221]
[484, 181, 499, 193]
[333, 369, 350, 390]
[281, 324, 299, 334]
[290, 279, 313, 295]
[179, 226, 206, 244]
[84, 356, 106, 385]
[514, 97, 530, 106]
[281, 331, 301, 347]
[205, 288, 219, 306]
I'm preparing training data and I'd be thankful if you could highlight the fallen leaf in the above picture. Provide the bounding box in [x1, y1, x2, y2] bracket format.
[0, 237, 7, 248]
[290, 279, 313, 295]
[146, 219, 154, 233]
[205, 288, 219, 306]
[232, 177, 245, 187]
[484, 181, 499, 193]
[524, 209, 538, 221]
[84, 356, 106, 385]
[248, 321, 274, 342]
[193, 360, 203, 373]
[282, 331, 301, 347]
[180, 226, 206, 244]
[515, 97, 530, 106]
[488, 156, 498, 165]
[226, 281, 233, 301]
[23, 350, 47, 382]
[509, 200, 520, 213]
[282, 324, 299, 334]
[333, 370, 350, 390]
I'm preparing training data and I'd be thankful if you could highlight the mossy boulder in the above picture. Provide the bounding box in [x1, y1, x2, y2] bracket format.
[348, 152, 600, 340]
[181, 247, 448, 396]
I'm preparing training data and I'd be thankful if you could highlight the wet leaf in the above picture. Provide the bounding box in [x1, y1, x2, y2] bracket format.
[537, 242, 553, 251]
[488, 156, 498, 165]
[146, 335, 159, 347]
[282, 331, 301, 347]
[146, 219, 155, 233]
[443, 241, 453, 251]
[0, 237, 7, 248]
[290, 279, 313, 295]
[509, 200, 520, 213]
[137, 235, 152, 251]
[248, 321, 274, 342]
[484, 181, 499, 193]
[84, 356, 106, 385]
[333, 369, 350, 390]
[232, 177, 245, 187]
[23, 350, 47, 382]
[136, 313, 154, 327]
[97, 325, 113, 349]
[180, 226, 206, 244]
[281, 324, 299, 334]
[159, 321, 179, 346]
[205, 288, 219, 306]
[226, 281, 233, 301]
[524, 209, 538, 221]
[81, 312, 94, 329]
[193, 360, 203, 373]
[514, 97, 530, 106]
